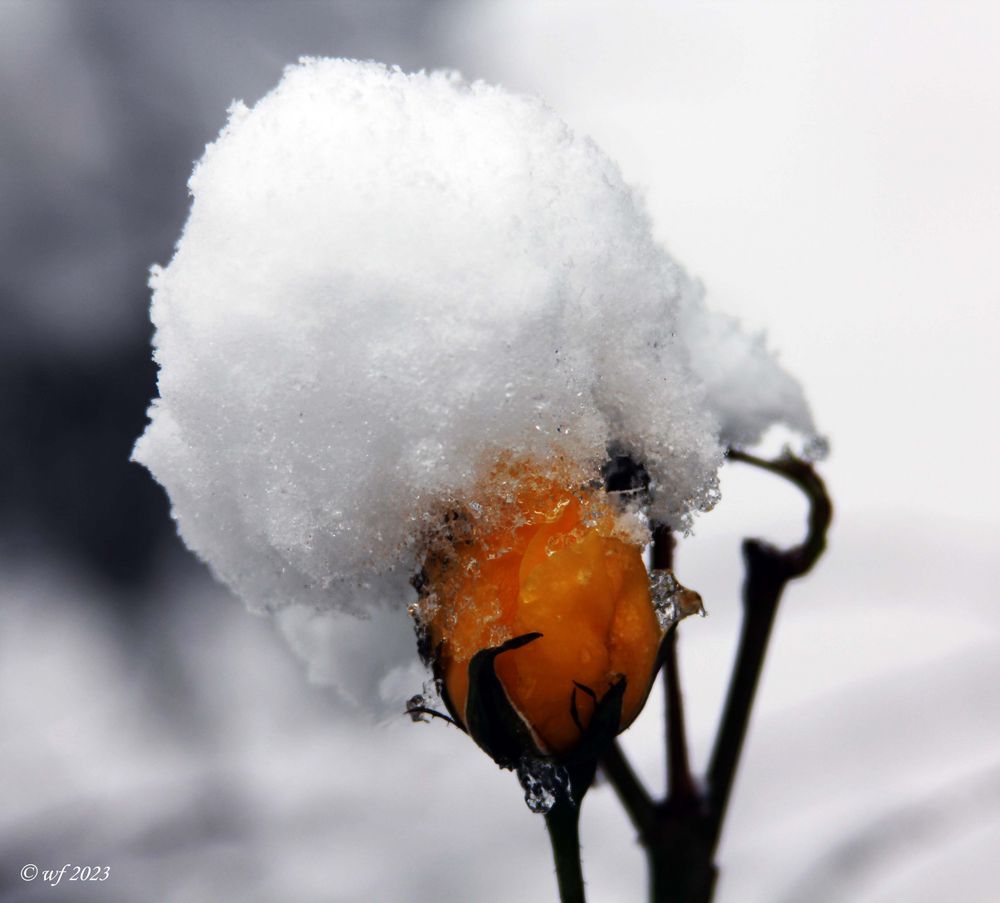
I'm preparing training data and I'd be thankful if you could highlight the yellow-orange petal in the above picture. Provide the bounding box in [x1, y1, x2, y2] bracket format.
[424, 464, 661, 756]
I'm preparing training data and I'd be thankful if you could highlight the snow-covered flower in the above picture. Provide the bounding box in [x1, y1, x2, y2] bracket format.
[417, 456, 704, 761]
[133, 58, 814, 717]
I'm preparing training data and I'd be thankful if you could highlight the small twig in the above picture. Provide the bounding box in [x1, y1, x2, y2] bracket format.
[725, 449, 831, 576]
[705, 449, 832, 852]
[662, 630, 697, 802]
[601, 739, 656, 836]
[650, 524, 696, 800]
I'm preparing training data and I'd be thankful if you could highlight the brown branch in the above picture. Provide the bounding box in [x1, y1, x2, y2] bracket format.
[649, 524, 696, 801]
[663, 629, 696, 802]
[600, 451, 832, 903]
[705, 449, 832, 853]
[601, 739, 657, 837]
[725, 449, 832, 577]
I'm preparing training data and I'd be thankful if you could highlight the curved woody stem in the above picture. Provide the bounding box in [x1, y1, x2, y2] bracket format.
[599, 450, 832, 903]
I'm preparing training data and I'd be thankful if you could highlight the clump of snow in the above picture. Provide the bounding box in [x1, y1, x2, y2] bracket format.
[134, 58, 815, 703]
[675, 277, 815, 448]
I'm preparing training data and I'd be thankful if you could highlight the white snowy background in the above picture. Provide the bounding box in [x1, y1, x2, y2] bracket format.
[1, 2, 998, 902]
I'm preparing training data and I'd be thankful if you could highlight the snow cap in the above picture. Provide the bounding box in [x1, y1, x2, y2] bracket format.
[134, 59, 814, 707]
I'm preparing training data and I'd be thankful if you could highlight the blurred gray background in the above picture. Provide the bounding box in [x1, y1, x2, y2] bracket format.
[2, 2, 998, 901]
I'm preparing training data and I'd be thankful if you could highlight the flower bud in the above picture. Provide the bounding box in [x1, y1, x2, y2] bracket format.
[418, 461, 667, 759]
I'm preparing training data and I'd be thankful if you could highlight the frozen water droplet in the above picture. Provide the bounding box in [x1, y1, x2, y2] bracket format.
[517, 756, 572, 814]
[650, 570, 705, 629]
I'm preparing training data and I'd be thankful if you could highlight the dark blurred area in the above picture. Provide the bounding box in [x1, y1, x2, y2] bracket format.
[0, 1, 447, 592]
[1, 8, 469, 898]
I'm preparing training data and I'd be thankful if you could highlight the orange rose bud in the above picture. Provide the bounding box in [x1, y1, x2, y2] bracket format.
[420, 462, 666, 758]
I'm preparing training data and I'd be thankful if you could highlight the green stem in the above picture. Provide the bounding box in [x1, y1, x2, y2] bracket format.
[544, 794, 586, 903]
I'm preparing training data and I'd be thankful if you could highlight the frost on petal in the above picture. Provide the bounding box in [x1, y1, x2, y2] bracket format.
[132, 58, 815, 707]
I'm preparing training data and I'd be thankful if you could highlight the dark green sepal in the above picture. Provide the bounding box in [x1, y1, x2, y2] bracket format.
[544, 674, 626, 803]
[465, 631, 545, 768]
[565, 674, 627, 767]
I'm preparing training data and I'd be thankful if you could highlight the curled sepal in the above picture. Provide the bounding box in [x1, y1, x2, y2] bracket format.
[568, 676, 627, 766]
[465, 632, 546, 768]
[512, 676, 628, 818]
[404, 693, 461, 727]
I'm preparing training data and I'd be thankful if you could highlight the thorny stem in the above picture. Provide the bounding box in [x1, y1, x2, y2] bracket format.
[545, 793, 587, 903]
[599, 451, 832, 903]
